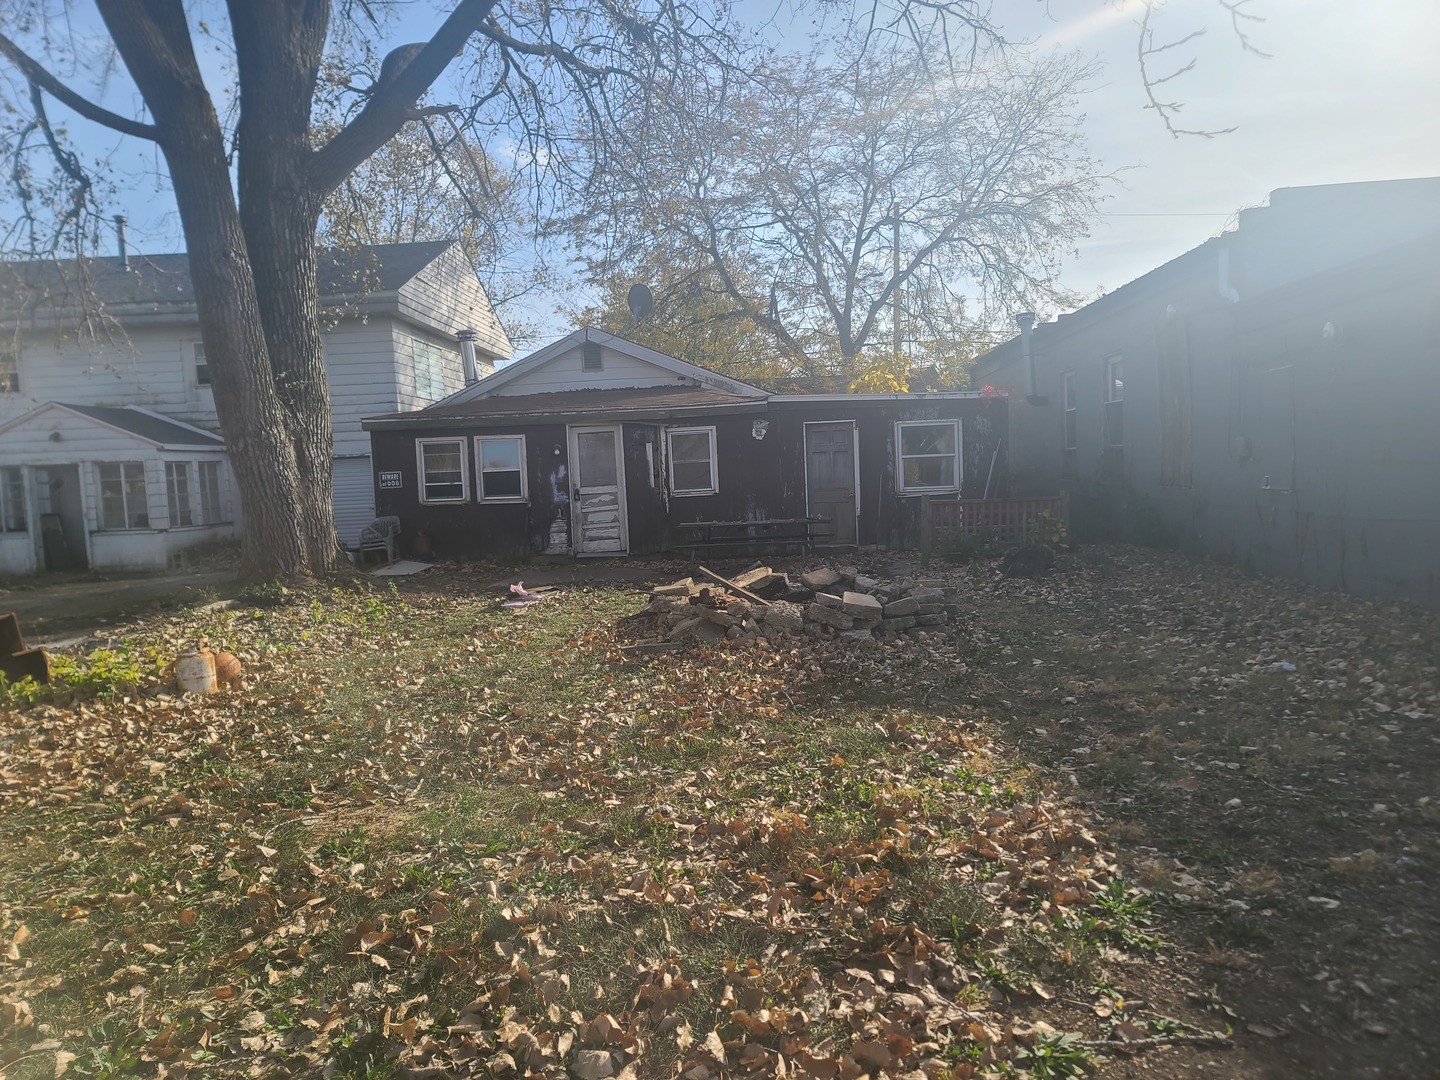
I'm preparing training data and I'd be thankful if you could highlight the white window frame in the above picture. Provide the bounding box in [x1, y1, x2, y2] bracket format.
[193, 342, 212, 388]
[197, 461, 224, 525]
[165, 461, 194, 527]
[895, 419, 962, 495]
[0, 467, 25, 532]
[1063, 371, 1077, 451]
[412, 338, 449, 402]
[96, 461, 150, 530]
[416, 437, 469, 504]
[1104, 354, 1124, 448]
[666, 425, 718, 497]
[475, 435, 528, 503]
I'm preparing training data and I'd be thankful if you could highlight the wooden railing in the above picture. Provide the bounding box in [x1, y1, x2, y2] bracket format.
[920, 493, 1069, 558]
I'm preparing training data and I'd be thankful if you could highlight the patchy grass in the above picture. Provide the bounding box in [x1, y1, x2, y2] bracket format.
[0, 550, 1436, 1078]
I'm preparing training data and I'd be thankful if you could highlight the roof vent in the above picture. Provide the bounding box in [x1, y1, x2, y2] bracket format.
[582, 341, 603, 372]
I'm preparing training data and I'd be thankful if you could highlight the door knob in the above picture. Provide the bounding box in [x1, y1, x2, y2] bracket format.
[573, 487, 581, 501]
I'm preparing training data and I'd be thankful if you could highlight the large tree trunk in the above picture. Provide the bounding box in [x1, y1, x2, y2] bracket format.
[98, 0, 311, 580]
[232, 1, 341, 575]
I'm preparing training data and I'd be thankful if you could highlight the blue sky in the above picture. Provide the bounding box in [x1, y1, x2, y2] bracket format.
[7, 0, 1440, 343]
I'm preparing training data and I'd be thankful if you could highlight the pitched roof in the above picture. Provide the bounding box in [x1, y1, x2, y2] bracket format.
[52, 404, 225, 448]
[438, 327, 769, 406]
[365, 385, 763, 428]
[0, 240, 459, 316]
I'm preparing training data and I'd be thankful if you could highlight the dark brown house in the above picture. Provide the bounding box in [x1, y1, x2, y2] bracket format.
[362, 329, 1007, 559]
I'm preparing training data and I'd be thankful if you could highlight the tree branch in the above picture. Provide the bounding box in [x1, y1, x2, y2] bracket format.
[0, 29, 159, 141]
[309, 0, 497, 196]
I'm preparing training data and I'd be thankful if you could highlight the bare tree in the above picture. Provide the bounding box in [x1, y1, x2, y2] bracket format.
[0, 0, 751, 577]
[571, 42, 1102, 386]
[316, 119, 554, 348]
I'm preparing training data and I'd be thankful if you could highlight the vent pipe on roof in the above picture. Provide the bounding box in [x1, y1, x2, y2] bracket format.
[457, 328, 480, 385]
[114, 215, 130, 272]
[1015, 311, 1043, 404]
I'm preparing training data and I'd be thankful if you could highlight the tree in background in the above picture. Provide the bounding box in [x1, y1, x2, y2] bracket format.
[316, 120, 552, 348]
[569, 41, 1102, 389]
[0, 0, 748, 578]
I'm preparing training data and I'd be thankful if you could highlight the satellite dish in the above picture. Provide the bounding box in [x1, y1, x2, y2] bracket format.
[626, 283, 654, 323]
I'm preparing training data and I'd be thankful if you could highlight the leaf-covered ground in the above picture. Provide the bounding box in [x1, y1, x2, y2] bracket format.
[0, 547, 1436, 1079]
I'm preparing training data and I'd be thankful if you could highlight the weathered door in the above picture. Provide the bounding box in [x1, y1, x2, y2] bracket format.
[568, 425, 627, 555]
[805, 422, 857, 546]
[34, 465, 89, 570]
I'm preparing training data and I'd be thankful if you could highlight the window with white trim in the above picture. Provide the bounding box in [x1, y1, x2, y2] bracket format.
[666, 426, 717, 496]
[476, 435, 527, 502]
[0, 467, 25, 531]
[413, 339, 448, 402]
[417, 438, 467, 503]
[896, 420, 961, 493]
[1063, 372, 1077, 451]
[0, 349, 18, 393]
[193, 343, 211, 388]
[1104, 354, 1124, 447]
[198, 461, 223, 525]
[165, 462, 194, 527]
[97, 462, 150, 529]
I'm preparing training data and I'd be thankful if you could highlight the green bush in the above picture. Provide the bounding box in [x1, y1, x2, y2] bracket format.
[0, 644, 162, 707]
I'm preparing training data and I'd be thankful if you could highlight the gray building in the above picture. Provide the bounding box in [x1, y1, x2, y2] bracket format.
[974, 178, 1440, 610]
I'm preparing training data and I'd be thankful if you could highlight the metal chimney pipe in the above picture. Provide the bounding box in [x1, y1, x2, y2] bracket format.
[114, 214, 130, 272]
[1015, 311, 1038, 399]
[457, 328, 480, 385]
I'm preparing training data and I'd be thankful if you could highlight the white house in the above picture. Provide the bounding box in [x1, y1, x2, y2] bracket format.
[0, 240, 510, 573]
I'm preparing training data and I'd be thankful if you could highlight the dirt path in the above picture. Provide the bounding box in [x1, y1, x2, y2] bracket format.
[0, 568, 239, 642]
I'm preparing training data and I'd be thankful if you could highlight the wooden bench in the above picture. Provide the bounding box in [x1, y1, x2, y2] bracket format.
[674, 517, 832, 556]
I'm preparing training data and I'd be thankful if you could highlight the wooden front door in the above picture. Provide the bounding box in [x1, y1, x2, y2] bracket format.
[805, 422, 857, 546]
[568, 425, 628, 555]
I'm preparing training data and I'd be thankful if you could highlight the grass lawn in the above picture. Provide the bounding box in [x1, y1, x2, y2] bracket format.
[0, 548, 1436, 1078]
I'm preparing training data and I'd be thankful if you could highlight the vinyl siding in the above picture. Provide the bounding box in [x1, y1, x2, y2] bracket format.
[394, 243, 510, 360]
[1, 327, 216, 431]
[493, 343, 683, 396]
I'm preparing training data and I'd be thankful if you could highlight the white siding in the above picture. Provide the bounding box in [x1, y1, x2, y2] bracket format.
[395, 243, 511, 361]
[2, 327, 216, 431]
[0, 534, 34, 575]
[332, 455, 376, 549]
[392, 325, 472, 415]
[494, 343, 682, 396]
[323, 322, 407, 457]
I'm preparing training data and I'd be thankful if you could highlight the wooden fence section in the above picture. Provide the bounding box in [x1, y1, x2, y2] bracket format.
[920, 493, 1069, 558]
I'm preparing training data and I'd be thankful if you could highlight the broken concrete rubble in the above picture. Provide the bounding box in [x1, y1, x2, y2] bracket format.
[625, 562, 960, 650]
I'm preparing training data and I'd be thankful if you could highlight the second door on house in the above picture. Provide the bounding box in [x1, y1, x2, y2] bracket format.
[805, 422, 857, 546]
[568, 425, 628, 555]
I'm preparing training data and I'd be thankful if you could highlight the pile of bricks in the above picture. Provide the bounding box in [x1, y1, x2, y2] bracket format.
[629, 564, 961, 649]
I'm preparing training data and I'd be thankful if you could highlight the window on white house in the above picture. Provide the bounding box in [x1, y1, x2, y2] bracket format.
[0, 467, 25, 531]
[413, 340, 448, 402]
[193, 343, 211, 388]
[198, 461, 223, 525]
[1105, 355, 1124, 447]
[97, 462, 150, 529]
[418, 438, 467, 502]
[165, 462, 194, 527]
[0, 349, 18, 393]
[1063, 372, 1077, 451]
[666, 426, 717, 496]
[476, 435, 527, 502]
[896, 420, 961, 493]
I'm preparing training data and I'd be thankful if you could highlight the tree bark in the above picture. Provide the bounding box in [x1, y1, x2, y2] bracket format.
[97, 0, 310, 580]
[231, 2, 339, 574]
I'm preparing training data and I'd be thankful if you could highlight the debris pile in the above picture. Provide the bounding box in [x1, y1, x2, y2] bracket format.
[627, 563, 961, 649]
